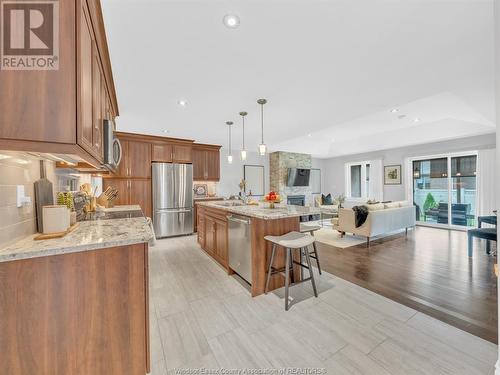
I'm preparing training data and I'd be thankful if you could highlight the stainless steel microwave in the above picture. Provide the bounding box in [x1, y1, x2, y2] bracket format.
[103, 120, 122, 172]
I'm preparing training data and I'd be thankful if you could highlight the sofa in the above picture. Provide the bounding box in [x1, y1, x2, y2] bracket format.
[314, 196, 339, 213]
[332, 201, 416, 247]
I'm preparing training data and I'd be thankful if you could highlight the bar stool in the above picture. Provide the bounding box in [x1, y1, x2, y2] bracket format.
[264, 231, 318, 310]
[299, 223, 322, 275]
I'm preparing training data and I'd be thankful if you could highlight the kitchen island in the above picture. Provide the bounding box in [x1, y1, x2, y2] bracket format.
[0, 205, 154, 375]
[196, 201, 320, 296]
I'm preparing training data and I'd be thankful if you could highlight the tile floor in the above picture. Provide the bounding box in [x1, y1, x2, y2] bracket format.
[148, 235, 498, 375]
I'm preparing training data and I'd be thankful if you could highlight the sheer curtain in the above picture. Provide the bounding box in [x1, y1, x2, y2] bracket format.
[369, 159, 384, 202]
[477, 149, 497, 216]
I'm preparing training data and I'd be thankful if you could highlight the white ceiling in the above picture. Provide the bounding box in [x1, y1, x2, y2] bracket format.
[101, 0, 495, 158]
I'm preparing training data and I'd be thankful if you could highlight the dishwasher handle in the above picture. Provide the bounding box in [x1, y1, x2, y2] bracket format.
[227, 215, 251, 225]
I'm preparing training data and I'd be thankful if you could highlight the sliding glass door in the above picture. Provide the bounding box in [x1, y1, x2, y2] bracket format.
[412, 153, 477, 228]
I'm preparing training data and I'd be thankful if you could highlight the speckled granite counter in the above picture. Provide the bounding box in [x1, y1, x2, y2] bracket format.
[0, 205, 154, 263]
[196, 200, 320, 219]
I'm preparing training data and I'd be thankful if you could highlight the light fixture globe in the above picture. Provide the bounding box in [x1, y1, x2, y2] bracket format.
[257, 99, 267, 156]
[239, 111, 247, 161]
[226, 121, 234, 164]
[259, 144, 267, 156]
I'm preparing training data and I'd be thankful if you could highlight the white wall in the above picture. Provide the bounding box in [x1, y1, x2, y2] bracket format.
[322, 134, 496, 202]
[217, 147, 326, 201]
[217, 147, 270, 198]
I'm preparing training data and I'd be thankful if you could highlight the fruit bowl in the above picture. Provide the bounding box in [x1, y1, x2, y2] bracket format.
[264, 191, 281, 209]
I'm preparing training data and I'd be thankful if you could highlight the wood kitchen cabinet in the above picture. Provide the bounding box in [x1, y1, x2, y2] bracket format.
[0, 243, 150, 375]
[192, 144, 221, 181]
[213, 218, 228, 267]
[151, 141, 193, 163]
[103, 179, 151, 217]
[0, 0, 118, 168]
[198, 207, 228, 269]
[114, 137, 152, 179]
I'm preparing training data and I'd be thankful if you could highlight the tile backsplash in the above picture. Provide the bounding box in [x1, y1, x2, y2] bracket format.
[0, 152, 57, 248]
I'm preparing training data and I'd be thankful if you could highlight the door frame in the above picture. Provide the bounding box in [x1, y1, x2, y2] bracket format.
[406, 150, 479, 231]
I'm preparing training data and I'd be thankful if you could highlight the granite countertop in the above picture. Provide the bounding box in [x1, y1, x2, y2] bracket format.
[0, 205, 154, 263]
[196, 201, 321, 220]
[194, 196, 224, 201]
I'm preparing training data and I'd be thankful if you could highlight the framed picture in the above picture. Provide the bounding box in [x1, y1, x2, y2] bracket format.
[193, 184, 208, 198]
[384, 165, 402, 185]
[243, 165, 265, 196]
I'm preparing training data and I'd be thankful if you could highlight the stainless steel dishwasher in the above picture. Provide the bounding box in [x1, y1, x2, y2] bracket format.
[227, 214, 252, 284]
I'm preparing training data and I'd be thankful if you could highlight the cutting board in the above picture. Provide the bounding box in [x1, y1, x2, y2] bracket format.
[34, 160, 54, 233]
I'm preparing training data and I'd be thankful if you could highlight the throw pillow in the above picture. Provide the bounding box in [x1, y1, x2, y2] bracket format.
[322, 193, 333, 205]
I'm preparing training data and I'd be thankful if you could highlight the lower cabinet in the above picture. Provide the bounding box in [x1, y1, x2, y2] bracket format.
[197, 208, 228, 270]
[103, 178, 151, 217]
[0, 243, 150, 375]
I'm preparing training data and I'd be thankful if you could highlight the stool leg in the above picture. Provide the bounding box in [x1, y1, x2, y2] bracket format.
[468, 233, 473, 258]
[299, 249, 304, 280]
[486, 240, 491, 255]
[265, 244, 277, 294]
[285, 248, 291, 311]
[304, 246, 318, 297]
[312, 240, 322, 275]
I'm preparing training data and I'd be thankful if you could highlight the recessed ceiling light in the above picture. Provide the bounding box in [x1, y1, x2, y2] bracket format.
[390, 108, 399, 113]
[163, 130, 170, 134]
[307, 134, 312, 138]
[414, 118, 421, 122]
[223, 14, 240, 29]
[177, 99, 187, 107]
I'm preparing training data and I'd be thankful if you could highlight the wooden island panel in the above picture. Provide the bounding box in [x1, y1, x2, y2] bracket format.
[196, 205, 302, 297]
[250, 216, 301, 297]
[0, 243, 149, 375]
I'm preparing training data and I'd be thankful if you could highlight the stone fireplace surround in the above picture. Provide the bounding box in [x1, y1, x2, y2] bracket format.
[269, 151, 313, 206]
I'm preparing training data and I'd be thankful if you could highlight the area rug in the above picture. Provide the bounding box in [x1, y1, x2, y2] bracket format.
[313, 228, 367, 248]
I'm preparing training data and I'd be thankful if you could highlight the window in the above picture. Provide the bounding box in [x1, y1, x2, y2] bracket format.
[412, 153, 477, 228]
[345, 161, 371, 199]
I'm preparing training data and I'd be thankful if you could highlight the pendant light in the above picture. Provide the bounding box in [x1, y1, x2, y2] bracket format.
[257, 99, 267, 156]
[226, 121, 233, 164]
[239, 111, 247, 161]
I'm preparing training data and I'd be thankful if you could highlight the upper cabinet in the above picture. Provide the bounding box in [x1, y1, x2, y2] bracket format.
[114, 134, 152, 179]
[192, 144, 221, 181]
[151, 139, 193, 163]
[0, 0, 118, 167]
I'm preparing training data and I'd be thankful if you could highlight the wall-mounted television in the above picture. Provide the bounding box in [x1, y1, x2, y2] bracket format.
[287, 168, 310, 186]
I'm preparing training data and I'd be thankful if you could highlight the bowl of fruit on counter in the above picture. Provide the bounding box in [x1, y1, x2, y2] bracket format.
[264, 191, 281, 209]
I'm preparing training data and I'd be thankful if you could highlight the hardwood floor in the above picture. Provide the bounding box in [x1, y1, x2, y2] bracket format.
[315, 225, 498, 343]
[147, 235, 497, 374]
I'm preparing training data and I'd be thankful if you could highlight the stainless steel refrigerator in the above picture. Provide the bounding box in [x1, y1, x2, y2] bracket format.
[152, 162, 193, 238]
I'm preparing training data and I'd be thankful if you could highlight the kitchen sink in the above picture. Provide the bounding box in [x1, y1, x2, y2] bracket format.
[214, 201, 245, 207]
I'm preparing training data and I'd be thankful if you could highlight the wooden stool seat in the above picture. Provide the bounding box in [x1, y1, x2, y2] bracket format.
[264, 231, 315, 249]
